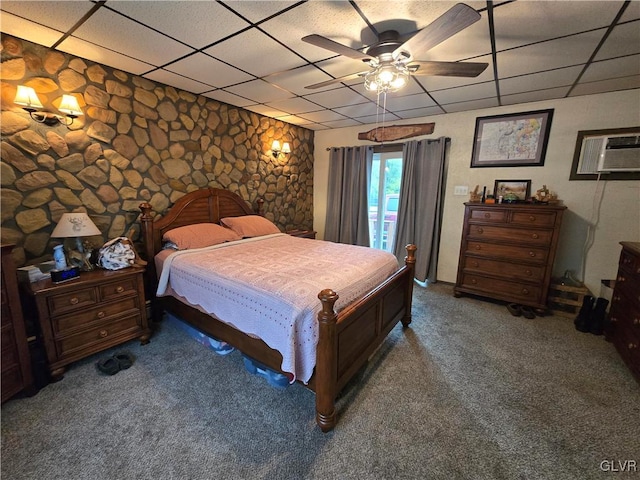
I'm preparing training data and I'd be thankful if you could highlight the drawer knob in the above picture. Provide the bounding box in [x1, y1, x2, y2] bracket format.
[99, 329, 108, 338]
[613, 295, 621, 301]
[522, 288, 529, 295]
[617, 275, 626, 282]
[629, 343, 638, 350]
[529, 251, 536, 257]
[484, 213, 490, 218]
[471, 279, 477, 284]
[477, 227, 484, 234]
[531, 233, 539, 239]
[97, 311, 105, 319]
[70, 297, 79, 305]
[472, 261, 479, 268]
[634, 318, 639, 325]
[525, 269, 532, 276]
[610, 317, 618, 323]
[529, 215, 535, 221]
[116, 286, 125, 293]
[475, 245, 481, 250]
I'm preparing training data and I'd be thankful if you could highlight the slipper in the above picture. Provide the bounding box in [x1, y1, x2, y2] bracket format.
[507, 303, 522, 316]
[521, 306, 536, 319]
[97, 357, 120, 375]
[112, 352, 134, 370]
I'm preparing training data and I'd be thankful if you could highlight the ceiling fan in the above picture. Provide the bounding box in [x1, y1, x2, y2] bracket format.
[302, 3, 489, 92]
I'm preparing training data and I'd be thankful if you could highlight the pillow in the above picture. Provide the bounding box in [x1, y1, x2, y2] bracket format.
[162, 223, 241, 250]
[220, 215, 281, 238]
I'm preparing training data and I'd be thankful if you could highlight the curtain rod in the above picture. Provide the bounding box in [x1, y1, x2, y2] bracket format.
[325, 137, 450, 151]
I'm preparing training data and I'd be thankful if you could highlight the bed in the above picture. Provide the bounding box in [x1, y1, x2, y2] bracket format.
[139, 187, 416, 432]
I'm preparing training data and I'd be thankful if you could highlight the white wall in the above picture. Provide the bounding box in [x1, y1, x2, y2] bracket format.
[314, 89, 640, 295]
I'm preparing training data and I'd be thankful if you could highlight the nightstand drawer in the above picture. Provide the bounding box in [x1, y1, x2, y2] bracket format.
[99, 277, 138, 301]
[55, 314, 143, 357]
[48, 287, 97, 316]
[54, 297, 140, 334]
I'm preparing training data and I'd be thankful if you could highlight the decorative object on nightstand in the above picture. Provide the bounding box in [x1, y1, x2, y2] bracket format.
[1, 245, 34, 403]
[20, 267, 151, 381]
[51, 212, 102, 271]
[286, 229, 317, 239]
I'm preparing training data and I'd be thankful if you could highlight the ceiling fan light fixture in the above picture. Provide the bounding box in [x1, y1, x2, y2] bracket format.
[365, 63, 409, 94]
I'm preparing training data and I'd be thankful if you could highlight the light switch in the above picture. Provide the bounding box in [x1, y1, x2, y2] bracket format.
[454, 185, 469, 196]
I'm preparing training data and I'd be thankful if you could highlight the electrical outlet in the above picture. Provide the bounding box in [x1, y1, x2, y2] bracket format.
[454, 185, 469, 196]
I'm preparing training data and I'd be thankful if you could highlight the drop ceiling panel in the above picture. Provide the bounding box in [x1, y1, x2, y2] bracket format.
[104, 1, 251, 50]
[333, 102, 383, 118]
[355, 113, 402, 124]
[493, 1, 621, 51]
[431, 81, 497, 105]
[0, 1, 95, 33]
[499, 67, 583, 96]
[394, 105, 444, 119]
[225, 1, 302, 24]
[322, 118, 363, 129]
[496, 31, 605, 78]
[383, 93, 437, 111]
[204, 28, 305, 78]
[303, 87, 369, 109]
[164, 53, 254, 88]
[143, 69, 214, 95]
[243, 104, 289, 118]
[201, 89, 256, 108]
[265, 97, 322, 115]
[57, 36, 156, 76]
[570, 76, 640, 97]
[264, 65, 334, 96]
[0, 12, 64, 48]
[298, 110, 349, 123]
[225, 79, 295, 103]
[595, 21, 640, 61]
[501, 86, 572, 106]
[72, 7, 194, 67]
[442, 98, 499, 113]
[580, 55, 640, 83]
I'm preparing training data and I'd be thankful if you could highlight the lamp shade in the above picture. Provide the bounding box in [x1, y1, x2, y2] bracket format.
[271, 140, 281, 152]
[51, 213, 101, 238]
[58, 95, 83, 117]
[14, 85, 43, 110]
[281, 142, 291, 154]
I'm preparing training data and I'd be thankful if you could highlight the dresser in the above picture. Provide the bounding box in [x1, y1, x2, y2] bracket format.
[606, 242, 640, 381]
[1, 245, 33, 403]
[21, 267, 151, 380]
[454, 203, 566, 311]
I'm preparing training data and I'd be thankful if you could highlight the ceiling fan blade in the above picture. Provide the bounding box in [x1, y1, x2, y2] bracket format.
[304, 71, 370, 89]
[411, 61, 489, 77]
[302, 34, 374, 61]
[394, 3, 481, 58]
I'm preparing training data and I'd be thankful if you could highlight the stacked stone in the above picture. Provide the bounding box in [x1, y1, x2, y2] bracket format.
[0, 35, 314, 266]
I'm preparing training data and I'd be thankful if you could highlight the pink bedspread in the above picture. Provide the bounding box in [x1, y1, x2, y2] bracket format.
[156, 234, 400, 383]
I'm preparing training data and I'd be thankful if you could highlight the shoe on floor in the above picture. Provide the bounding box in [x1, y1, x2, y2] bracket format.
[507, 303, 522, 316]
[521, 306, 536, 319]
[112, 352, 134, 370]
[97, 357, 120, 375]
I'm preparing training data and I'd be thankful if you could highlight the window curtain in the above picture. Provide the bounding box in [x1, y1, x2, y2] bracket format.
[393, 138, 448, 283]
[324, 146, 373, 246]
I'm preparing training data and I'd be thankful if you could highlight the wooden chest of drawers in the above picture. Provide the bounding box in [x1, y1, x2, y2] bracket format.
[454, 203, 566, 310]
[21, 267, 151, 380]
[606, 242, 640, 381]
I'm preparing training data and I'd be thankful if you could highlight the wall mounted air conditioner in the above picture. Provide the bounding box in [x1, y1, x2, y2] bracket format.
[576, 134, 640, 174]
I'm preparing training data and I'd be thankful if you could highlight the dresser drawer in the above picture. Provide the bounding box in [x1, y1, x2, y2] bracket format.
[458, 273, 543, 303]
[615, 272, 640, 304]
[466, 224, 553, 246]
[611, 322, 640, 378]
[54, 297, 140, 335]
[462, 256, 546, 282]
[469, 208, 507, 223]
[511, 211, 557, 227]
[620, 248, 640, 277]
[55, 314, 143, 358]
[100, 277, 138, 301]
[1, 325, 18, 367]
[609, 291, 640, 331]
[48, 287, 97, 316]
[466, 241, 549, 264]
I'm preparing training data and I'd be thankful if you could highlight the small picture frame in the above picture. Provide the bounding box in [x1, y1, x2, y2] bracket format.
[494, 179, 531, 202]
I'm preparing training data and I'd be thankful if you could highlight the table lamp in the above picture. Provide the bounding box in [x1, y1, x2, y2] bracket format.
[51, 212, 101, 272]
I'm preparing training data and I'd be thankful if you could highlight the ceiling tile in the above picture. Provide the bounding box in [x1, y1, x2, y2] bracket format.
[224, 1, 301, 24]
[57, 36, 156, 76]
[225, 79, 295, 103]
[393, 106, 445, 119]
[201, 90, 256, 108]
[243, 104, 290, 118]
[570, 77, 640, 97]
[333, 102, 382, 118]
[581, 55, 640, 83]
[264, 65, 334, 96]
[442, 98, 499, 113]
[204, 28, 305, 78]
[501, 86, 572, 106]
[298, 110, 348, 123]
[496, 31, 604, 78]
[164, 52, 254, 88]
[0, 11, 64, 48]
[104, 1, 251, 50]
[273, 114, 316, 126]
[383, 93, 437, 111]
[0, 1, 94, 32]
[303, 87, 369, 109]
[595, 20, 640, 61]
[322, 118, 364, 128]
[430, 81, 496, 105]
[499, 67, 583, 96]
[265, 97, 321, 115]
[72, 7, 194, 67]
[143, 69, 214, 95]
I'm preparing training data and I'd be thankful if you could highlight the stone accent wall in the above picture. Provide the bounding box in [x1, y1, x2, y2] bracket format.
[0, 35, 314, 266]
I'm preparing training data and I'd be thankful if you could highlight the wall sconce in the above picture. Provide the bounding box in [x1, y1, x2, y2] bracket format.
[14, 85, 83, 127]
[271, 140, 291, 158]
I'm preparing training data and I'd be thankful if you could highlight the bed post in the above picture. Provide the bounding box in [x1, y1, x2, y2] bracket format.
[139, 202, 160, 321]
[316, 288, 339, 432]
[402, 244, 417, 327]
[255, 198, 265, 216]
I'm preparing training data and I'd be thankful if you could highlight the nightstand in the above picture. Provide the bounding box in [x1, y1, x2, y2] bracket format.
[21, 267, 151, 381]
[287, 229, 317, 239]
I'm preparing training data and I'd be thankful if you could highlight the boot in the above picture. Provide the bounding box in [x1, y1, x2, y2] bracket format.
[575, 295, 594, 332]
[589, 297, 609, 335]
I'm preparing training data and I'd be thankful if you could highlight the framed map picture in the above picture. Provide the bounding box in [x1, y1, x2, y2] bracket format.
[470, 109, 554, 167]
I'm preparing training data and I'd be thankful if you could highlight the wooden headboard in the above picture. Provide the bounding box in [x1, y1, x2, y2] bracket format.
[139, 187, 263, 288]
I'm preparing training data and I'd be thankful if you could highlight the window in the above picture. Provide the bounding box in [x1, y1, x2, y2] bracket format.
[368, 150, 403, 251]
